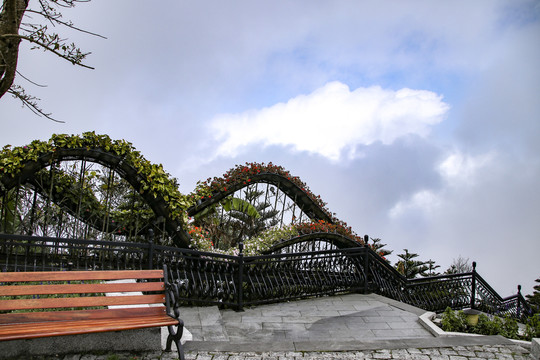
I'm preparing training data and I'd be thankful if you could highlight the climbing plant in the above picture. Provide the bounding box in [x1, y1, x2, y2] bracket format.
[1, 133, 374, 255]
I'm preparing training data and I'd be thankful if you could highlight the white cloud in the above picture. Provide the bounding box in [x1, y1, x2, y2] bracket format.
[388, 151, 494, 219]
[438, 151, 495, 186]
[389, 190, 441, 219]
[209, 81, 449, 161]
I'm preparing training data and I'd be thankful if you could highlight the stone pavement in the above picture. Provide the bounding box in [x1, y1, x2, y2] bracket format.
[182, 293, 431, 344]
[8, 293, 534, 359]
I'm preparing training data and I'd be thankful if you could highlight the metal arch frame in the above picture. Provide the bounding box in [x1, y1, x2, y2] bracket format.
[263, 232, 364, 254]
[187, 172, 332, 223]
[0, 147, 190, 248]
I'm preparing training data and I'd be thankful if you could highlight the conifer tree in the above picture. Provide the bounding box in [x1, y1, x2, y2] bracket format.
[394, 249, 429, 279]
[526, 277, 540, 314]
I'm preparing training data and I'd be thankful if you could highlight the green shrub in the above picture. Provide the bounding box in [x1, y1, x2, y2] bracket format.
[501, 315, 519, 339]
[440, 308, 521, 340]
[441, 307, 468, 333]
[525, 313, 540, 340]
[474, 313, 494, 335]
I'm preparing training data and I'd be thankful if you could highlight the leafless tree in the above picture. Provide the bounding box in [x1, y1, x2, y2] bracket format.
[445, 255, 473, 274]
[0, 0, 103, 121]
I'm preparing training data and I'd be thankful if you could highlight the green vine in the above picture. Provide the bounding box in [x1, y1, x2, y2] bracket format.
[1, 133, 371, 254]
[0, 132, 196, 230]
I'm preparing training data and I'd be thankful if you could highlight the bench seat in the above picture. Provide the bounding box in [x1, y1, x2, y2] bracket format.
[0, 267, 184, 359]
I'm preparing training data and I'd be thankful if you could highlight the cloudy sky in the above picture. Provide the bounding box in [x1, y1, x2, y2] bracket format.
[1, 0, 539, 296]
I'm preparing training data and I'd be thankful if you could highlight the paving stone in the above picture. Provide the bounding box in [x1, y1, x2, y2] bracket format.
[407, 354, 431, 360]
[210, 355, 230, 360]
[494, 354, 514, 360]
[473, 352, 495, 359]
[439, 348, 458, 355]
[458, 350, 476, 357]
[421, 348, 441, 355]
[195, 354, 213, 360]
[427, 355, 450, 360]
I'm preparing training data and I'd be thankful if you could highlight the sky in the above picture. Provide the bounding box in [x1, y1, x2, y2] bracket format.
[1, 0, 539, 297]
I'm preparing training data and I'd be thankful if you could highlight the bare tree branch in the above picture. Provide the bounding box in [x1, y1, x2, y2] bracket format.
[0, 0, 102, 121]
[1, 33, 94, 68]
[8, 84, 64, 122]
[24, 9, 107, 39]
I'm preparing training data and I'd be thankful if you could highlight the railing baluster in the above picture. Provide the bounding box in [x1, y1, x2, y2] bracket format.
[237, 242, 244, 311]
[471, 261, 477, 309]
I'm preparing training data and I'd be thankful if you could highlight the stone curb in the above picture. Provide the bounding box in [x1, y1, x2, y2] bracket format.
[531, 338, 540, 360]
[183, 334, 516, 353]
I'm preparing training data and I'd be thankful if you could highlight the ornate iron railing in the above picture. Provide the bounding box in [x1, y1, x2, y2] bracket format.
[0, 233, 531, 319]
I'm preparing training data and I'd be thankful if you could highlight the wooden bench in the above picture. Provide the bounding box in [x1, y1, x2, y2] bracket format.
[0, 265, 184, 359]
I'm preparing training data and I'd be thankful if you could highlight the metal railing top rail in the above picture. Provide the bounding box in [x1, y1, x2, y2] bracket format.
[245, 245, 366, 261]
[407, 271, 474, 285]
[0, 232, 151, 249]
[0, 232, 240, 261]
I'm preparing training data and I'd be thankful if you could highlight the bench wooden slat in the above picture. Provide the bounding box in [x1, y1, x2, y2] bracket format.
[0, 267, 184, 360]
[0, 315, 178, 341]
[0, 281, 164, 296]
[0, 270, 164, 282]
[0, 294, 165, 311]
[0, 306, 167, 325]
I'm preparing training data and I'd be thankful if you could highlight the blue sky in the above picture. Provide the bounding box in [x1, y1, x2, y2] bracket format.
[1, 0, 539, 296]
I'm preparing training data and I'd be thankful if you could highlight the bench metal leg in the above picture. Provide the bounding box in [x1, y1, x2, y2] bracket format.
[166, 319, 185, 360]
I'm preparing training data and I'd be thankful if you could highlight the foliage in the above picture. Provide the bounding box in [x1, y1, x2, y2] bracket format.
[188, 161, 369, 253]
[526, 277, 540, 314]
[242, 224, 300, 256]
[395, 249, 429, 279]
[0, 0, 102, 121]
[440, 307, 528, 340]
[0, 132, 194, 231]
[524, 313, 540, 340]
[368, 237, 392, 262]
[195, 162, 339, 224]
[217, 189, 276, 249]
[424, 259, 441, 277]
[445, 256, 473, 274]
[440, 307, 468, 333]
[200, 219, 374, 257]
[192, 189, 270, 251]
[1, 133, 375, 254]
[295, 220, 364, 244]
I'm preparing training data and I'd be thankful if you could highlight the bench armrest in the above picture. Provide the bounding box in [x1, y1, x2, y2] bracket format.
[163, 265, 189, 318]
[163, 265, 186, 360]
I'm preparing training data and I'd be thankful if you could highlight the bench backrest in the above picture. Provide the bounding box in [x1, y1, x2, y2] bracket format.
[0, 269, 166, 312]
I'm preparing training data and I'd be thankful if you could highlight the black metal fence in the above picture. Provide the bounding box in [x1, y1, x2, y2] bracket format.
[0, 233, 531, 319]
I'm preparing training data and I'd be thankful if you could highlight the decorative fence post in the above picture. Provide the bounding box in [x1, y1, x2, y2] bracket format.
[517, 285, 522, 319]
[147, 229, 154, 270]
[470, 261, 477, 309]
[237, 242, 244, 311]
[364, 235, 370, 294]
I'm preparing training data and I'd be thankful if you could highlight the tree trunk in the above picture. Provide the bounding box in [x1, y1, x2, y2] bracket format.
[0, 0, 28, 98]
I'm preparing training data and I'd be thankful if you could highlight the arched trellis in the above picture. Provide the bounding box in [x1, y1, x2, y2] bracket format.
[188, 172, 333, 223]
[186, 163, 351, 251]
[264, 232, 364, 254]
[0, 135, 362, 253]
[0, 135, 191, 247]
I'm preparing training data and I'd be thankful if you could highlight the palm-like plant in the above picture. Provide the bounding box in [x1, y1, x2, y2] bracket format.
[395, 249, 429, 279]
